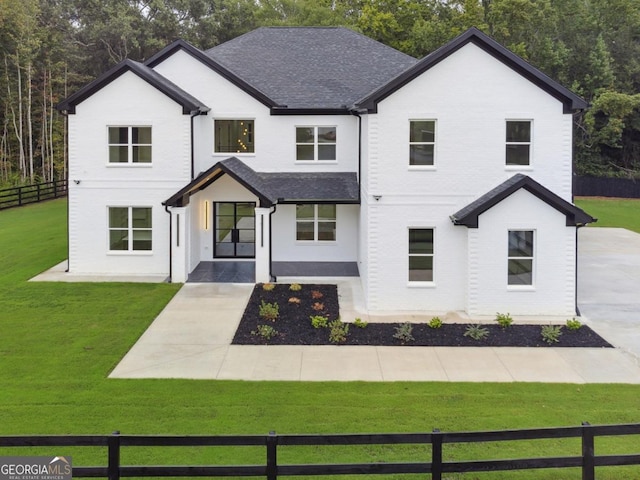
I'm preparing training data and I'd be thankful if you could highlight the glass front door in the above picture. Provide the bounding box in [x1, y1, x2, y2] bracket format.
[214, 202, 256, 258]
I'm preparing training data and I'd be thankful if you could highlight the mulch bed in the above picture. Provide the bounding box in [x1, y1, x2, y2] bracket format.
[232, 284, 613, 348]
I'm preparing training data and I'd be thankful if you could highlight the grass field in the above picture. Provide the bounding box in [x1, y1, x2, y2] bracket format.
[1, 199, 639, 479]
[575, 197, 640, 233]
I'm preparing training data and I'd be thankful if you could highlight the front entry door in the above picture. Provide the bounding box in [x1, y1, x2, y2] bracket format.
[214, 202, 256, 258]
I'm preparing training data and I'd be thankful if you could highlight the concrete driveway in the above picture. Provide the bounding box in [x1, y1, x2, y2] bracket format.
[578, 227, 640, 362]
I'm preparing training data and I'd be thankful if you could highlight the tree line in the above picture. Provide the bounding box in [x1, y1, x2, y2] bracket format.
[1, 0, 639, 187]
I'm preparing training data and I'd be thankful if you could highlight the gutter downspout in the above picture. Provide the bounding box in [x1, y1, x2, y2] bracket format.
[164, 204, 172, 282]
[269, 204, 277, 282]
[59, 110, 71, 272]
[349, 109, 363, 199]
[190, 111, 200, 180]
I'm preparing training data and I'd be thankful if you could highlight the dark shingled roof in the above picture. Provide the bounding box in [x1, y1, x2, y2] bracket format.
[57, 59, 209, 115]
[206, 27, 418, 111]
[164, 157, 359, 207]
[450, 174, 596, 228]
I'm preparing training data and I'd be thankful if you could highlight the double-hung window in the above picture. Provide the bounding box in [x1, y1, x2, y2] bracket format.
[409, 120, 435, 166]
[508, 230, 534, 285]
[296, 204, 336, 241]
[215, 119, 254, 153]
[296, 127, 336, 161]
[109, 207, 152, 251]
[408, 228, 434, 282]
[108, 127, 152, 163]
[506, 120, 531, 166]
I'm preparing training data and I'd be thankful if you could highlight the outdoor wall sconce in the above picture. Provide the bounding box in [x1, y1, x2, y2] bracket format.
[373, 195, 382, 201]
[73, 179, 81, 185]
[204, 201, 209, 230]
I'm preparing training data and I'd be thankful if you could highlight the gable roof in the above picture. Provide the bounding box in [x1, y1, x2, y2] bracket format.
[164, 157, 360, 208]
[145, 39, 279, 109]
[450, 174, 596, 228]
[205, 27, 418, 113]
[56, 59, 209, 115]
[356, 27, 588, 114]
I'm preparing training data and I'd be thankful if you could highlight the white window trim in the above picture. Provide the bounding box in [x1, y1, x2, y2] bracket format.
[507, 229, 536, 289]
[409, 119, 436, 170]
[107, 206, 153, 254]
[107, 126, 152, 166]
[407, 227, 435, 286]
[213, 118, 256, 156]
[505, 119, 533, 169]
[295, 204, 337, 243]
[295, 126, 338, 163]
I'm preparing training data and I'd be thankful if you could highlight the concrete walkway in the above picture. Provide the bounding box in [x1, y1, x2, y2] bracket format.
[109, 229, 640, 382]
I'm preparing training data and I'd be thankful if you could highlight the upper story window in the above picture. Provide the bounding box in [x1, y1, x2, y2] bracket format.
[108, 207, 152, 251]
[215, 120, 254, 154]
[506, 120, 531, 166]
[108, 127, 151, 163]
[409, 120, 435, 166]
[408, 228, 434, 282]
[508, 230, 534, 286]
[296, 204, 336, 241]
[296, 127, 336, 161]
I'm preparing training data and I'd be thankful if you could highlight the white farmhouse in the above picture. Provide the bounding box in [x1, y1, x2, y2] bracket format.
[58, 27, 594, 316]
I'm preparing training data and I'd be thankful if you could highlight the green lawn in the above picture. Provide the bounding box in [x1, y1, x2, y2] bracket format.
[575, 197, 640, 233]
[1, 199, 639, 479]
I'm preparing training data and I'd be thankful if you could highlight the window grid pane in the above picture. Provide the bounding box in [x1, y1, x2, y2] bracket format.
[109, 207, 152, 252]
[506, 121, 531, 166]
[508, 230, 533, 285]
[408, 228, 434, 282]
[409, 121, 435, 166]
[296, 204, 336, 242]
[296, 126, 336, 161]
[109, 126, 152, 163]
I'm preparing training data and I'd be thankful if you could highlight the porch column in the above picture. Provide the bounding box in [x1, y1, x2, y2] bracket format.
[254, 207, 271, 283]
[170, 206, 188, 283]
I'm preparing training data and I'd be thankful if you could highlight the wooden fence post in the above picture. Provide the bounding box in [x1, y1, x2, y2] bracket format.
[266, 431, 278, 480]
[432, 429, 442, 480]
[582, 422, 595, 480]
[108, 431, 121, 480]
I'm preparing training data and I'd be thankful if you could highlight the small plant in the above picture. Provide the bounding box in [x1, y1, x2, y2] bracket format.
[541, 325, 563, 344]
[288, 297, 301, 305]
[428, 316, 443, 329]
[289, 283, 302, 291]
[312, 302, 325, 311]
[262, 283, 276, 291]
[310, 315, 328, 329]
[328, 319, 349, 344]
[311, 290, 324, 299]
[353, 317, 368, 328]
[251, 324, 278, 341]
[393, 322, 414, 344]
[566, 318, 582, 331]
[464, 324, 489, 341]
[495, 312, 513, 328]
[258, 300, 279, 321]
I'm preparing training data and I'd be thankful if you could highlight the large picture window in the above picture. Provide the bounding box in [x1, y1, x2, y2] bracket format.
[109, 207, 152, 251]
[409, 120, 435, 166]
[508, 230, 534, 285]
[506, 120, 531, 166]
[296, 126, 337, 161]
[108, 127, 151, 163]
[408, 228, 434, 282]
[215, 119, 254, 153]
[296, 204, 336, 241]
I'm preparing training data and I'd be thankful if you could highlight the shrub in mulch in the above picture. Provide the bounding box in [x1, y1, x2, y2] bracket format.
[232, 284, 612, 348]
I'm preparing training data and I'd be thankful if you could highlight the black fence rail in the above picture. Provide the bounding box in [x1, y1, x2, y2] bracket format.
[0, 179, 68, 210]
[1, 423, 639, 479]
[574, 175, 640, 198]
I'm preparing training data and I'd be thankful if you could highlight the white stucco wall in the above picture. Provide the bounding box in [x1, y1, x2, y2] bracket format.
[68, 71, 191, 275]
[361, 42, 577, 313]
[153, 50, 361, 175]
[468, 189, 577, 316]
[271, 204, 359, 262]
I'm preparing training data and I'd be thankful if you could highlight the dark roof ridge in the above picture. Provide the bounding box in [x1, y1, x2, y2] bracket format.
[56, 58, 209, 114]
[145, 38, 280, 109]
[450, 173, 596, 228]
[355, 27, 588, 114]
